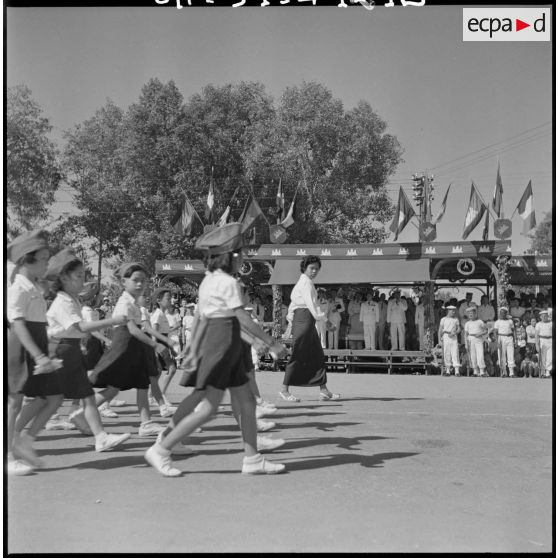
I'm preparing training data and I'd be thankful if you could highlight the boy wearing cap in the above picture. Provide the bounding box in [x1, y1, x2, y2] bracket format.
[6, 230, 64, 474]
[438, 305, 461, 376]
[493, 307, 516, 377]
[463, 306, 488, 377]
[535, 310, 553, 378]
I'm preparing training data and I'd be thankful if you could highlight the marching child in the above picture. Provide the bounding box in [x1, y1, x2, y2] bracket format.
[137, 293, 177, 418]
[7, 230, 63, 474]
[43, 249, 131, 452]
[463, 305, 488, 377]
[438, 304, 461, 376]
[145, 223, 288, 476]
[535, 309, 553, 378]
[149, 288, 178, 406]
[88, 262, 168, 437]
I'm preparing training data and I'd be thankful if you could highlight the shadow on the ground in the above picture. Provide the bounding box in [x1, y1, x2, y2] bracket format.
[202, 421, 362, 433]
[270, 411, 345, 419]
[274, 434, 391, 451]
[278, 450, 420, 471]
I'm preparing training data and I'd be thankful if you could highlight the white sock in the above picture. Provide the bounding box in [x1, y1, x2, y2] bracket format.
[154, 442, 171, 456]
[243, 453, 263, 463]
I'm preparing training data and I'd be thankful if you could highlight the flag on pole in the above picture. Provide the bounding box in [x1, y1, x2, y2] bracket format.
[482, 204, 490, 241]
[239, 195, 265, 233]
[280, 198, 296, 228]
[516, 180, 536, 234]
[432, 183, 451, 224]
[462, 182, 487, 240]
[276, 179, 285, 221]
[205, 172, 215, 223]
[389, 187, 416, 241]
[217, 205, 230, 227]
[171, 196, 202, 236]
[492, 163, 504, 218]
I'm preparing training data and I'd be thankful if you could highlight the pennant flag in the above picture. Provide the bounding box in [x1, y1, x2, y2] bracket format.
[239, 196, 265, 233]
[462, 182, 487, 240]
[171, 196, 202, 236]
[205, 173, 215, 223]
[217, 205, 230, 227]
[432, 183, 451, 224]
[492, 163, 504, 218]
[276, 179, 285, 221]
[482, 204, 490, 241]
[280, 198, 296, 229]
[389, 187, 416, 241]
[516, 180, 536, 234]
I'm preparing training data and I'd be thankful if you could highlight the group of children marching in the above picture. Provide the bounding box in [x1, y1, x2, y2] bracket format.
[7, 224, 288, 477]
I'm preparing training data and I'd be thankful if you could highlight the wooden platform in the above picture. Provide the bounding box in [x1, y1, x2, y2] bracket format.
[260, 344, 429, 375]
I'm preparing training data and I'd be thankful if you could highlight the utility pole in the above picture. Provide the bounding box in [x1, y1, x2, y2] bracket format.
[411, 170, 434, 241]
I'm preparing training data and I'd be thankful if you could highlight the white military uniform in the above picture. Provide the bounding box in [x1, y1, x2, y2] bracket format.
[415, 303, 425, 350]
[359, 300, 378, 350]
[439, 315, 460, 374]
[387, 297, 408, 351]
[493, 316, 515, 377]
[535, 319, 553, 377]
[464, 318, 487, 375]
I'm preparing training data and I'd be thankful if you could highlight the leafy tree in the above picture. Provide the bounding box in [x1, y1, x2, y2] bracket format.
[63, 100, 133, 287]
[528, 212, 552, 254]
[7, 84, 63, 233]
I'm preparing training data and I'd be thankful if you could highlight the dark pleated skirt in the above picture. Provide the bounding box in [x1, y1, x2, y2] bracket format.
[92, 326, 150, 391]
[283, 309, 327, 387]
[183, 317, 248, 391]
[19, 322, 62, 397]
[82, 335, 104, 370]
[49, 338, 95, 399]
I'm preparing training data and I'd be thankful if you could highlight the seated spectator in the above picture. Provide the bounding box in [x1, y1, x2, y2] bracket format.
[510, 298, 526, 320]
[478, 295, 496, 325]
[520, 346, 538, 378]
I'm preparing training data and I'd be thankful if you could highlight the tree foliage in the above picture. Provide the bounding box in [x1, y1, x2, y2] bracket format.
[57, 79, 402, 280]
[528, 212, 552, 255]
[7, 85, 63, 233]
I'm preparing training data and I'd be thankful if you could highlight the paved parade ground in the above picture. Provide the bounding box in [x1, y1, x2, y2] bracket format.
[7, 372, 554, 554]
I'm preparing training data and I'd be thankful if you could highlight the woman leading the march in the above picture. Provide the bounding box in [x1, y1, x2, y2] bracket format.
[279, 256, 341, 402]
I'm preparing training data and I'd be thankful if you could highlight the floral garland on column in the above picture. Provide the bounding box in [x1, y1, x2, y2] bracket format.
[496, 255, 511, 309]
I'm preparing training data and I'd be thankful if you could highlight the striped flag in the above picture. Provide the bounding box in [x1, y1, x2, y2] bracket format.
[280, 198, 295, 228]
[389, 187, 416, 241]
[432, 183, 451, 224]
[216, 205, 230, 227]
[205, 173, 215, 223]
[516, 180, 536, 234]
[171, 196, 202, 236]
[462, 182, 487, 240]
[492, 163, 504, 218]
[482, 204, 490, 241]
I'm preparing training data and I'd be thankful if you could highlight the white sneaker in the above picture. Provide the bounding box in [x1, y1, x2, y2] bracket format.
[95, 432, 131, 452]
[45, 418, 77, 431]
[145, 445, 182, 477]
[109, 399, 126, 407]
[13, 435, 43, 469]
[257, 435, 286, 452]
[159, 403, 176, 418]
[257, 419, 276, 432]
[258, 399, 277, 410]
[138, 421, 165, 437]
[69, 410, 94, 435]
[7, 458, 34, 476]
[242, 454, 285, 475]
[157, 431, 196, 455]
[99, 402, 119, 419]
[256, 405, 277, 419]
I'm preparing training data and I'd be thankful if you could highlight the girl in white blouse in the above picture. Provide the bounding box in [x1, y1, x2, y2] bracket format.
[280, 256, 341, 402]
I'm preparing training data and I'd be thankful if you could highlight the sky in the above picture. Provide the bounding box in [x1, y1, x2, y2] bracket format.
[5, 4, 554, 257]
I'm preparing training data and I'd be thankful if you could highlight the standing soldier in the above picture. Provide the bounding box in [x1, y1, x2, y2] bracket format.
[438, 304, 461, 376]
[463, 305, 488, 377]
[493, 307, 516, 378]
[535, 310, 553, 378]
